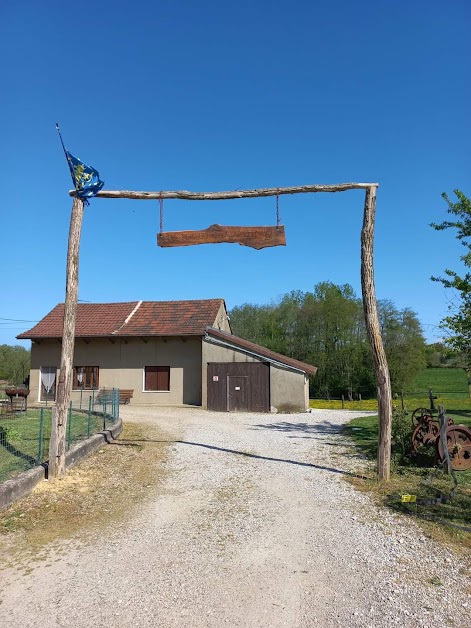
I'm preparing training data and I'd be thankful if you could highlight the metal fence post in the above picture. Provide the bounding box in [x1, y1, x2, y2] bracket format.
[37, 408, 44, 465]
[67, 401, 72, 450]
[111, 388, 115, 424]
[88, 396, 92, 438]
[359, 393, 362, 410]
[438, 405, 452, 475]
[103, 393, 107, 430]
[429, 388, 437, 411]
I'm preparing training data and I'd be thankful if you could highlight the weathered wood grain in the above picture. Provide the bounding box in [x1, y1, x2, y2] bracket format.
[49, 197, 84, 479]
[157, 224, 286, 249]
[69, 182, 378, 201]
[361, 186, 392, 481]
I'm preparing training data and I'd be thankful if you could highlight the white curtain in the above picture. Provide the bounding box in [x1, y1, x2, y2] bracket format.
[41, 367, 56, 393]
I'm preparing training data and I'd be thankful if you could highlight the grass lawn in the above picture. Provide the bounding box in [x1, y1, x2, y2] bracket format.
[345, 413, 471, 549]
[0, 409, 109, 482]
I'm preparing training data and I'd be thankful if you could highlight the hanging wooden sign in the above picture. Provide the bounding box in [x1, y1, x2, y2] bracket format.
[157, 224, 286, 250]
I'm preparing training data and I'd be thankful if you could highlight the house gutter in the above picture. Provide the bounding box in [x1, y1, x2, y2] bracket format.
[204, 332, 307, 375]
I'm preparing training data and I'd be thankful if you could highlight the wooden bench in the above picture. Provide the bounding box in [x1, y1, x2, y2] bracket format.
[118, 389, 133, 404]
[96, 389, 134, 405]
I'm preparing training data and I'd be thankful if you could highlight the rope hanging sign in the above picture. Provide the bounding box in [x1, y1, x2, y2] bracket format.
[156, 190, 286, 250]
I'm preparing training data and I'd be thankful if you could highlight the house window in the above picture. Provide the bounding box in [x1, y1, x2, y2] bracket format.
[40, 366, 57, 402]
[144, 366, 170, 391]
[73, 366, 99, 390]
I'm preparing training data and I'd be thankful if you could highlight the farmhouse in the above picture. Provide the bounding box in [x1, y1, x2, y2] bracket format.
[17, 299, 317, 412]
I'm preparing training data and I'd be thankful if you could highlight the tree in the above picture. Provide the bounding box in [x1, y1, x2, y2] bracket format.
[424, 342, 461, 368]
[230, 282, 425, 399]
[0, 345, 31, 386]
[431, 190, 471, 392]
[378, 302, 426, 392]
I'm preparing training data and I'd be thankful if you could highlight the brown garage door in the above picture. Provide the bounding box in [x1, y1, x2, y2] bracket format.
[207, 362, 269, 412]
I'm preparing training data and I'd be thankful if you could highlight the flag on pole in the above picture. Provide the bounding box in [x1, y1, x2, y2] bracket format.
[56, 124, 104, 200]
[66, 151, 104, 199]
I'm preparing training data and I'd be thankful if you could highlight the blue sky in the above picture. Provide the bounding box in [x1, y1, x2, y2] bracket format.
[1, 0, 470, 347]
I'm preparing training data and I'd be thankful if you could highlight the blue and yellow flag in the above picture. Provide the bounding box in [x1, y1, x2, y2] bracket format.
[66, 152, 104, 199]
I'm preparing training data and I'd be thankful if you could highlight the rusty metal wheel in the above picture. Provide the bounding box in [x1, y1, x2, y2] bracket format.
[437, 425, 471, 471]
[411, 419, 439, 455]
[411, 407, 433, 427]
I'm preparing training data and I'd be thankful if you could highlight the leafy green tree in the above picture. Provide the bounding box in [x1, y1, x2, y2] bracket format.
[424, 342, 461, 368]
[378, 302, 426, 392]
[431, 190, 471, 389]
[0, 345, 31, 386]
[230, 282, 425, 399]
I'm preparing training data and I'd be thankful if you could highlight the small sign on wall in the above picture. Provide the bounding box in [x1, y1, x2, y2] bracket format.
[213, 375, 219, 382]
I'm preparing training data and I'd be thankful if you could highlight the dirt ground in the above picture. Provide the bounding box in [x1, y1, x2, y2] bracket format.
[0, 406, 470, 627]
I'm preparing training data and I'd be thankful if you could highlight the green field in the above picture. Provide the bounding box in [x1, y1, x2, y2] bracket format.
[310, 367, 470, 416]
[0, 409, 108, 482]
[411, 367, 469, 393]
[400, 367, 469, 419]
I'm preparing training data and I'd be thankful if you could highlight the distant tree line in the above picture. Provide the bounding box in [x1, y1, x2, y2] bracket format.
[424, 342, 466, 368]
[229, 281, 426, 398]
[0, 345, 30, 386]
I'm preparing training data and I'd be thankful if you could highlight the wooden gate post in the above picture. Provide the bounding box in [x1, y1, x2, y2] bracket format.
[361, 186, 392, 481]
[48, 197, 84, 479]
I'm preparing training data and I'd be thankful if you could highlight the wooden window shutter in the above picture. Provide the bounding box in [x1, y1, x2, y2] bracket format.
[145, 366, 170, 391]
[145, 366, 159, 391]
[157, 367, 170, 391]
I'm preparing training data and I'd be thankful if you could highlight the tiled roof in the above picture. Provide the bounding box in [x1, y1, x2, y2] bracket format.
[17, 300, 225, 339]
[205, 328, 318, 376]
[114, 300, 225, 336]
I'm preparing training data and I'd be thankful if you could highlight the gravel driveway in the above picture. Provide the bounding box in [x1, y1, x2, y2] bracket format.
[1, 407, 470, 627]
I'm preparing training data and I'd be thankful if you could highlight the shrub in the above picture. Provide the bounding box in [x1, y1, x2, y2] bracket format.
[391, 407, 413, 465]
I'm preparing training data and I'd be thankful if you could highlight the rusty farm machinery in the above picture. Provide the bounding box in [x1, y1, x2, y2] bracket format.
[410, 407, 471, 471]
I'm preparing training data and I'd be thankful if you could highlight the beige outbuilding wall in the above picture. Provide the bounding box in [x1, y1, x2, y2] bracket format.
[202, 339, 309, 412]
[213, 303, 232, 334]
[269, 367, 309, 413]
[29, 337, 202, 406]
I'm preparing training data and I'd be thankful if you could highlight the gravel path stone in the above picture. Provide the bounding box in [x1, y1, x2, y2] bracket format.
[1, 407, 470, 627]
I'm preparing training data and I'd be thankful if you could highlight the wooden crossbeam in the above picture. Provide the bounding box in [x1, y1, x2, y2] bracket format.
[69, 182, 378, 201]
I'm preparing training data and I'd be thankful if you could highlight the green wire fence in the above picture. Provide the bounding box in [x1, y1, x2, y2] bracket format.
[0, 388, 120, 483]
